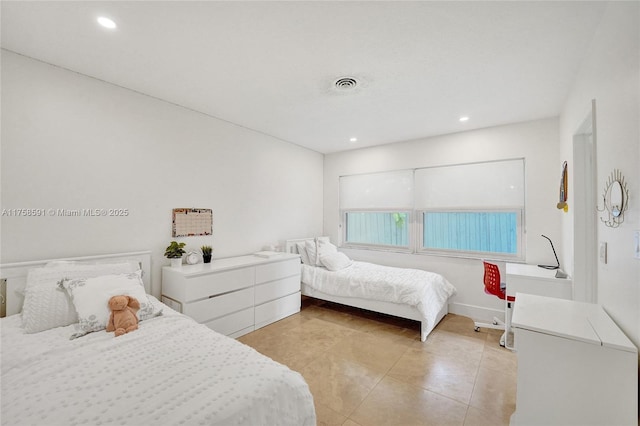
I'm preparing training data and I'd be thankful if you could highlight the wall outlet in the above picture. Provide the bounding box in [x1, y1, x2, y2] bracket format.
[599, 242, 607, 264]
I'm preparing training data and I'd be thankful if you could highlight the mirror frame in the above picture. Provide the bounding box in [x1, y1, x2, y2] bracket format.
[598, 169, 629, 228]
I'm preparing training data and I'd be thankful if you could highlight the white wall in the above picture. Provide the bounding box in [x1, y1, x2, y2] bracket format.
[324, 118, 562, 321]
[559, 2, 639, 348]
[1, 50, 324, 297]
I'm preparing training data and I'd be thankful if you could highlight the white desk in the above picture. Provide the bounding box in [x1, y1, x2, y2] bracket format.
[504, 263, 572, 349]
[510, 293, 637, 425]
[505, 263, 572, 299]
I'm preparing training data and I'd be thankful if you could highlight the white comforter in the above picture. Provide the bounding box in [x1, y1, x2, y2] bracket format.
[1, 297, 316, 426]
[302, 261, 456, 334]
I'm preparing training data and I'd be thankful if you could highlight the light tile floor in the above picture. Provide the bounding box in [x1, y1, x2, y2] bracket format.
[239, 297, 517, 426]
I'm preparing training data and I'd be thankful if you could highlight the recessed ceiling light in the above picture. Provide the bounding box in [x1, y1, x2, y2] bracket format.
[349, 137, 358, 143]
[459, 116, 469, 122]
[97, 16, 117, 29]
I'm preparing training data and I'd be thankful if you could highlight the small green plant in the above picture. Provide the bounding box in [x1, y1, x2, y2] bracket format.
[392, 212, 405, 228]
[164, 241, 186, 259]
[201, 245, 213, 255]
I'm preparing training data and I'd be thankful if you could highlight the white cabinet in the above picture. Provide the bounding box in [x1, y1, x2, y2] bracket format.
[510, 293, 637, 426]
[162, 253, 301, 338]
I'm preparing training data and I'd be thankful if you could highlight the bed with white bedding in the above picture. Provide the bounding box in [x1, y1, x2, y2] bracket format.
[286, 238, 457, 341]
[0, 252, 316, 426]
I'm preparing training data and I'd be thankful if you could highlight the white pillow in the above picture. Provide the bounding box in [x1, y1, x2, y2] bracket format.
[296, 242, 312, 265]
[60, 271, 161, 339]
[317, 238, 338, 262]
[319, 251, 353, 271]
[22, 262, 141, 334]
[305, 240, 322, 266]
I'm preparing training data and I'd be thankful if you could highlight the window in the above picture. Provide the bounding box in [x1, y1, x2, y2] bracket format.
[340, 170, 413, 250]
[339, 159, 525, 259]
[415, 159, 524, 260]
[421, 210, 522, 257]
[345, 211, 410, 248]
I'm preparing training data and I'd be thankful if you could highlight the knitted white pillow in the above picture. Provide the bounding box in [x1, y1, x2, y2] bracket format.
[60, 270, 160, 339]
[21, 262, 140, 334]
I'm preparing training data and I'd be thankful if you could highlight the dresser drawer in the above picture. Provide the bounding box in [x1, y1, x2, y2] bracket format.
[183, 287, 254, 323]
[161, 254, 302, 337]
[203, 307, 254, 337]
[255, 291, 300, 329]
[255, 259, 300, 284]
[255, 275, 300, 305]
[182, 267, 254, 302]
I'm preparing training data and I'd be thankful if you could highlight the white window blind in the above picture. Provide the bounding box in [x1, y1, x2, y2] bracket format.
[414, 159, 524, 209]
[339, 170, 414, 209]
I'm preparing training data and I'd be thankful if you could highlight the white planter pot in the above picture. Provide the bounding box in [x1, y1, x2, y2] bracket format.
[170, 258, 182, 268]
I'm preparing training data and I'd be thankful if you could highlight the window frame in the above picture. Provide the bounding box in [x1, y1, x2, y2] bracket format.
[416, 208, 525, 261]
[341, 209, 413, 253]
[338, 158, 526, 260]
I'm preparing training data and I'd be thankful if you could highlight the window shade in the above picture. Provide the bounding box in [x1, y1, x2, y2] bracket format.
[339, 170, 414, 209]
[414, 159, 524, 209]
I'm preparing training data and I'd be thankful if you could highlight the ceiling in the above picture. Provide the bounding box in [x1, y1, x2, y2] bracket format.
[1, 1, 607, 154]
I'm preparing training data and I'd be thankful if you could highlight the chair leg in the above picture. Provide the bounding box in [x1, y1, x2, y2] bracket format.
[474, 317, 508, 347]
[474, 317, 505, 332]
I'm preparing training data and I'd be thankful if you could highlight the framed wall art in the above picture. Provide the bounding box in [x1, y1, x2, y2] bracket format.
[172, 208, 212, 237]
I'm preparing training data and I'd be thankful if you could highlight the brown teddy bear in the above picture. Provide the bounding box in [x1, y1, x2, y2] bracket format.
[106, 295, 140, 337]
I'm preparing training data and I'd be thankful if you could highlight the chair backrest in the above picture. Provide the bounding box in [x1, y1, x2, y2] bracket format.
[483, 261, 504, 299]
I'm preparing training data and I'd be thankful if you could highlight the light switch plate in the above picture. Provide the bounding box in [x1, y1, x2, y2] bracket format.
[599, 242, 607, 264]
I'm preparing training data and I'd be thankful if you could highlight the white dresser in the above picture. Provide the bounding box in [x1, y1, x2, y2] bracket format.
[511, 293, 637, 426]
[162, 253, 301, 338]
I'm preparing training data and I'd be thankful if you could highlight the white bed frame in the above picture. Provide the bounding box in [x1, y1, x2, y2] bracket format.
[0, 251, 152, 317]
[285, 238, 447, 341]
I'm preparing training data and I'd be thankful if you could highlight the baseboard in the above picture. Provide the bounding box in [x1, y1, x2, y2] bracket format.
[448, 302, 505, 323]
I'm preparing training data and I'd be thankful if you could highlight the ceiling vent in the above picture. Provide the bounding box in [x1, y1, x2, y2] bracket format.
[334, 77, 358, 90]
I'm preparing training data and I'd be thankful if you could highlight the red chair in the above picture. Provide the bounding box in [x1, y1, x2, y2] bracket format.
[473, 261, 514, 347]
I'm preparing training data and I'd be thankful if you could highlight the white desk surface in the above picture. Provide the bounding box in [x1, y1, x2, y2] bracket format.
[506, 263, 569, 281]
[511, 293, 636, 353]
[505, 263, 572, 300]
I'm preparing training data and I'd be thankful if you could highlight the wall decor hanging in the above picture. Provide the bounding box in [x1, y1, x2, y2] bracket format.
[172, 208, 213, 237]
[557, 161, 569, 212]
[597, 169, 629, 228]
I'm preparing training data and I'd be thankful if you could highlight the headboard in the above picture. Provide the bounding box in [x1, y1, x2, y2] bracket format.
[284, 238, 317, 255]
[0, 251, 152, 318]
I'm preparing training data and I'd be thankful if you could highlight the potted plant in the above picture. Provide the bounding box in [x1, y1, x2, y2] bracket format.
[201, 245, 213, 264]
[165, 241, 186, 268]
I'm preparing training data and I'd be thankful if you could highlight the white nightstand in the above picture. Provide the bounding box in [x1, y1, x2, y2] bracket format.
[162, 253, 301, 338]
